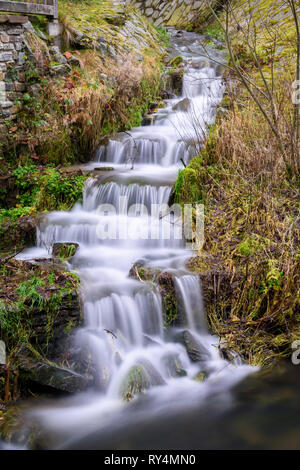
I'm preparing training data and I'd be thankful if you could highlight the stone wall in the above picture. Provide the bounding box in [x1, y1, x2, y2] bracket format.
[126, 0, 218, 28]
[0, 15, 28, 121]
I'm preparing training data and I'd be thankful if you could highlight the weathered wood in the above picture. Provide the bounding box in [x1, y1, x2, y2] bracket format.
[0, 0, 58, 19]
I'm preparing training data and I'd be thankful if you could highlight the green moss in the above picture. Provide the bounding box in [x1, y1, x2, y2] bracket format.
[121, 365, 150, 402]
[203, 23, 225, 42]
[174, 164, 206, 205]
[57, 244, 78, 261]
[169, 56, 184, 69]
[163, 292, 178, 327]
[154, 26, 171, 47]
[0, 263, 80, 354]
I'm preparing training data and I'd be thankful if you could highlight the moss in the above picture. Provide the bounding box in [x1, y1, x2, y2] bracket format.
[1, 1, 165, 169]
[169, 56, 184, 69]
[121, 365, 150, 401]
[0, 260, 80, 355]
[174, 164, 206, 205]
[163, 292, 178, 327]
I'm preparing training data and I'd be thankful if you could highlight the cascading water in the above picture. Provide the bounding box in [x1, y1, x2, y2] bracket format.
[16, 31, 255, 449]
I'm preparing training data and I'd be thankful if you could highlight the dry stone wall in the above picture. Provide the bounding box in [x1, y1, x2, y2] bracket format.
[0, 15, 28, 121]
[126, 0, 218, 28]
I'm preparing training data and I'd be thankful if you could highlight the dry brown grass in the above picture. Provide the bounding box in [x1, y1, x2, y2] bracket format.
[178, 81, 300, 367]
[2, 42, 162, 166]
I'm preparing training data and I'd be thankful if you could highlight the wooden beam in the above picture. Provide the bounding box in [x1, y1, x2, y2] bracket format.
[0, 1, 55, 18]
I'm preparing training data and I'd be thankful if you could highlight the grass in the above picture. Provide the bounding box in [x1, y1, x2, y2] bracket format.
[0, 259, 80, 354]
[177, 98, 300, 368]
[0, 0, 165, 168]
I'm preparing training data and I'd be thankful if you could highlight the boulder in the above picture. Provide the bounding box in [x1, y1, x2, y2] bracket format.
[169, 68, 184, 94]
[16, 345, 93, 394]
[176, 330, 211, 363]
[142, 115, 154, 126]
[120, 359, 165, 401]
[52, 242, 79, 260]
[68, 55, 82, 68]
[172, 97, 191, 112]
[121, 365, 150, 401]
[162, 354, 187, 378]
[129, 262, 179, 326]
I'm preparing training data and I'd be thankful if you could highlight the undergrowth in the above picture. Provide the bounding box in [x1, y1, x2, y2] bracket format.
[0, 260, 80, 354]
[176, 1, 300, 367]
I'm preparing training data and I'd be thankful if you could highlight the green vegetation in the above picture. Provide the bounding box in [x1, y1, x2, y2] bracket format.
[0, 166, 88, 255]
[154, 26, 171, 47]
[121, 365, 150, 401]
[0, 260, 80, 353]
[202, 23, 225, 42]
[0, 0, 165, 183]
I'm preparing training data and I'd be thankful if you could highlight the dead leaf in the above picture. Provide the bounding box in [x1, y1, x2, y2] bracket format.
[63, 51, 73, 60]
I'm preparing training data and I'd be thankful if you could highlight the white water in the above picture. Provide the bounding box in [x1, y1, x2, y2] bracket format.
[17, 31, 255, 449]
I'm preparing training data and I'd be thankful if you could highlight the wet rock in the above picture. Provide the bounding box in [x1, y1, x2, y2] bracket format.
[157, 271, 178, 326]
[162, 354, 187, 378]
[121, 365, 151, 401]
[139, 358, 165, 386]
[143, 334, 161, 347]
[93, 166, 114, 172]
[0, 258, 82, 369]
[121, 360, 165, 401]
[187, 256, 238, 321]
[193, 371, 207, 382]
[129, 261, 159, 282]
[129, 263, 179, 326]
[142, 115, 154, 126]
[52, 242, 79, 260]
[16, 345, 93, 394]
[30, 286, 82, 362]
[176, 330, 211, 363]
[172, 97, 191, 112]
[169, 56, 184, 68]
[169, 68, 184, 94]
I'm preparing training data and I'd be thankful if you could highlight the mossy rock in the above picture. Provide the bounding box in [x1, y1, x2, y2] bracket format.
[16, 344, 93, 394]
[169, 56, 184, 68]
[129, 263, 179, 327]
[169, 68, 184, 95]
[121, 365, 151, 402]
[162, 354, 187, 378]
[176, 330, 211, 363]
[52, 243, 79, 260]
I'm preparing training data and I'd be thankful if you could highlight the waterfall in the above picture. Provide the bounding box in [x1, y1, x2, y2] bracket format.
[16, 30, 254, 449]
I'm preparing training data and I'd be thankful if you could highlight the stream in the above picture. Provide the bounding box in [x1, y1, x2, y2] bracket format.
[11, 30, 258, 450]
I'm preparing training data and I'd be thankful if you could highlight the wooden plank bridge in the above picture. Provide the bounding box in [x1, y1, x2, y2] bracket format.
[0, 0, 58, 19]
